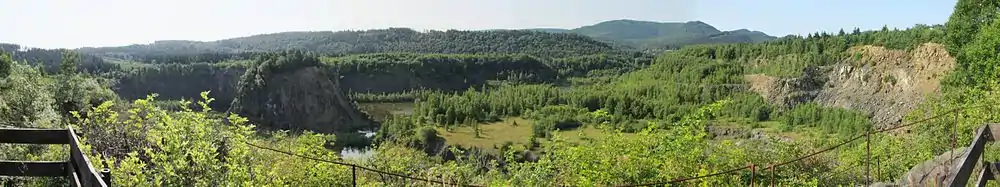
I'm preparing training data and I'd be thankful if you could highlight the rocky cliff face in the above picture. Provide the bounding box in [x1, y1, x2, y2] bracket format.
[229, 60, 372, 133]
[747, 43, 956, 127]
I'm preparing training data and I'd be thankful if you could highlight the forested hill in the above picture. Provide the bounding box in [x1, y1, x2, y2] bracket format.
[526, 20, 777, 50]
[76, 28, 617, 58]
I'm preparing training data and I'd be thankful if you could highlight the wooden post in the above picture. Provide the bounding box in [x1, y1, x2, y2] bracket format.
[750, 164, 756, 187]
[352, 166, 357, 187]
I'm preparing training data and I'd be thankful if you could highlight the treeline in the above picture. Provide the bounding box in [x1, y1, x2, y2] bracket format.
[393, 23, 945, 135]
[405, 54, 746, 132]
[677, 24, 945, 77]
[79, 28, 619, 58]
[778, 102, 871, 135]
[110, 62, 246, 110]
[544, 53, 654, 77]
[1, 43, 120, 74]
[107, 52, 653, 109]
[325, 53, 557, 94]
[108, 52, 264, 64]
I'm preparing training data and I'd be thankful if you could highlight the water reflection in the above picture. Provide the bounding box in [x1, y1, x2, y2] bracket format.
[340, 130, 376, 159]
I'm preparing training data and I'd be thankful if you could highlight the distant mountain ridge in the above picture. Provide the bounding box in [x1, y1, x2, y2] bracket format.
[76, 20, 774, 57]
[527, 20, 776, 49]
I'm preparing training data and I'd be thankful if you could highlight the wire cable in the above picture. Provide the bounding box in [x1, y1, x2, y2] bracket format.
[242, 140, 483, 187]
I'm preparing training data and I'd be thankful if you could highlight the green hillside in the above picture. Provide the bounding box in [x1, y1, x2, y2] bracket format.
[4, 0, 999, 186]
[530, 20, 777, 49]
[77, 28, 616, 58]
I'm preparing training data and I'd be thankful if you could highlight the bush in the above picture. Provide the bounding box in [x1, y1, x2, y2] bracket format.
[779, 102, 870, 135]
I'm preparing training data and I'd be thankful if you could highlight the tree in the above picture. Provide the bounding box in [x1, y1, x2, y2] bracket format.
[959, 16, 1000, 88]
[944, 0, 1000, 56]
[60, 50, 79, 75]
[838, 29, 846, 36]
[526, 135, 539, 149]
[0, 51, 11, 79]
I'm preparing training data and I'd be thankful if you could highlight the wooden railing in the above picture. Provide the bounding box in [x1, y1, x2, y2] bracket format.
[0, 127, 110, 187]
[944, 124, 1000, 186]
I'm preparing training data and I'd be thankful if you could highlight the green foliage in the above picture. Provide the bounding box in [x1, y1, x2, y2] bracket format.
[1, 13, 973, 186]
[374, 114, 418, 144]
[0, 51, 11, 79]
[414, 85, 562, 127]
[80, 28, 617, 58]
[0, 62, 59, 128]
[351, 90, 424, 103]
[55, 50, 112, 117]
[778, 102, 870, 135]
[944, 0, 1000, 56]
[526, 105, 588, 137]
[544, 53, 653, 77]
[0, 43, 119, 74]
[74, 93, 353, 186]
[950, 15, 1000, 89]
[493, 100, 815, 186]
[60, 50, 79, 75]
[111, 61, 246, 110]
[54, 74, 117, 116]
[569, 20, 776, 49]
[326, 53, 560, 93]
[719, 93, 772, 122]
[238, 50, 321, 90]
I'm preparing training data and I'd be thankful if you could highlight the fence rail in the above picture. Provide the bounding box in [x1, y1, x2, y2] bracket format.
[0, 127, 110, 187]
[944, 123, 1000, 186]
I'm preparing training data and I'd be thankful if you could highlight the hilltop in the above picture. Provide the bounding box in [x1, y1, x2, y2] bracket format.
[526, 20, 776, 49]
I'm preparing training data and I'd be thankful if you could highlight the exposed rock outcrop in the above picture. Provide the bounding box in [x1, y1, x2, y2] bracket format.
[746, 43, 955, 127]
[229, 53, 372, 133]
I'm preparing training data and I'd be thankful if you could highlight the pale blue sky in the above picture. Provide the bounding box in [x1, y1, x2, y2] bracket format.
[0, 0, 956, 49]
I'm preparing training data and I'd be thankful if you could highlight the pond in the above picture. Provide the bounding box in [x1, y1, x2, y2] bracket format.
[339, 130, 376, 159]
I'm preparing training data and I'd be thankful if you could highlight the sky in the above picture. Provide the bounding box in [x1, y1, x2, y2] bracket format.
[0, 0, 957, 49]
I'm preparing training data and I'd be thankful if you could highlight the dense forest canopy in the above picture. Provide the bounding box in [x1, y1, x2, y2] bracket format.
[77, 28, 619, 58]
[3, 2, 1000, 186]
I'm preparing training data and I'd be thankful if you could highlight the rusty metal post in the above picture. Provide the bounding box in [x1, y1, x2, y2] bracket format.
[352, 166, 357, 187]
[877, 157, 882, 181]
[866, 128, 871, 185]
[750, 164, 756, 187]
[953, 110, 959, 166]
[769, 165, 775, 187]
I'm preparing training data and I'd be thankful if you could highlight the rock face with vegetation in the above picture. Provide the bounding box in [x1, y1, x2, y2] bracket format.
[747, 43, 955, 126]
[328, 53, 559, 94]
[113, 63, 246, 110]
[229, 51, 371, 133]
